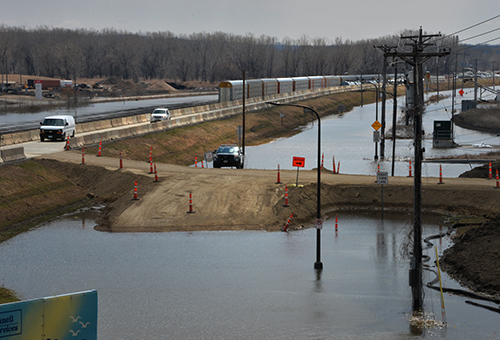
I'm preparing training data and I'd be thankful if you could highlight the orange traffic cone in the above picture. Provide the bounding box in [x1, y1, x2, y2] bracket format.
[438, 164, 444, 184]
[97, 140, 102, 157]
[132, 179, 139, 200]
[282, 212, 294, 232]
[276, 164, 282, 184]
[154, 164, 159, 182]
[283, 185, 290, 207]
[187, 192, 195, 213]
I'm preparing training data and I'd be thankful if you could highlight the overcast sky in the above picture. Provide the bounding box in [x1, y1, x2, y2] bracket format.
[2, 0, 499, 45]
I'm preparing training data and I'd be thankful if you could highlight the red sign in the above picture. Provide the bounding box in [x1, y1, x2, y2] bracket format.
[459, 89, 464, 96]
[292, 156, 305, 168]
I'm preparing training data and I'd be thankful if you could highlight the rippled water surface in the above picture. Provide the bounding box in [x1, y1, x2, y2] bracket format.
[0, 209, 498, 339]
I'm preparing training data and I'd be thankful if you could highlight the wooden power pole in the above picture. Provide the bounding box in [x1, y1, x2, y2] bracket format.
[387, 27, 450, 314]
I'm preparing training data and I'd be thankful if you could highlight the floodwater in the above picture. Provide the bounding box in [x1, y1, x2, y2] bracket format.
[245, 89, 499, 177]
[0, 209, 498, 339]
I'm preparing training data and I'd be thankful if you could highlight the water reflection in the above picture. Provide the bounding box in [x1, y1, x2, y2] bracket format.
[0, 210, 498, 339]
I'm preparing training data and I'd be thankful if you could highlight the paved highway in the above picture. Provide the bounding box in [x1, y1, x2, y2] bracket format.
[0, 94, 218, 134]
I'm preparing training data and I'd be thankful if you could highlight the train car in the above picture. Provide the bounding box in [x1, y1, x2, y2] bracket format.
[324, 75, 341, 87]
[245, 79, 263, 99]
[261, 78, 278, 97]
[218, 73, 395, 102]
[308, 76, 326, 89]
[292, 77, 310, 92]
[219, 80, 243, 102]
[276, 78, 294, 94]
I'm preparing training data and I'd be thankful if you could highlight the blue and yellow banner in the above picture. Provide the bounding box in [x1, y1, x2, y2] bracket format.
[0, 290, 97, 340]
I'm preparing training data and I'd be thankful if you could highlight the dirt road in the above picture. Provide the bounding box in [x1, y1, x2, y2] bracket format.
[42, 150, 500, 232]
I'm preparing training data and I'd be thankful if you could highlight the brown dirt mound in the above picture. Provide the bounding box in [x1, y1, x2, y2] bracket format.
[114, 80, 137, 91]
[441, 215, 500, 297]
[454, 106, 500, 134]
[459, 160, 500, 178]
[145, 80, 177, 92]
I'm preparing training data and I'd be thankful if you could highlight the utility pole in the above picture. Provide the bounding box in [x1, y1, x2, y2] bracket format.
[452, 49, 458, 138]
[391, 60, 398, 176]
[474, 58, 479, 101]
[381, 58, 387, 159]
[493, 61, 496, 90]
[242, 70, 246, 156]
[374, 45, 397, 159]
[360, 75, 363, 107]
[436, 47, 440, 102]
[387, 27, 450, 315]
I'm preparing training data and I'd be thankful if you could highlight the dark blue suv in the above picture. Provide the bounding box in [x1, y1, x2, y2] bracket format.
[213, 145, 244, 169]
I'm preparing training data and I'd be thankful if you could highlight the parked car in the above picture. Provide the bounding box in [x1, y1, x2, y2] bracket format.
[40, 115, 76, 141]
[150, 108, 171, 122]
[213, 144, 244, 169]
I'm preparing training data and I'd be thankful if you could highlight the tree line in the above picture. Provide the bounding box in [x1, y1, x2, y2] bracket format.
[0, 25, 498, 84]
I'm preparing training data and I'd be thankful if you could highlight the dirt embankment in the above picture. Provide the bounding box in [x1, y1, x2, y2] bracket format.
[29, 150, 500, 234]
[454, 104, 500, 134]
[441, 215, 500, 298]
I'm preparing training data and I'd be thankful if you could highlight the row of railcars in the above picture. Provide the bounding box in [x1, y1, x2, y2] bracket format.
[218, 75, 382, 102]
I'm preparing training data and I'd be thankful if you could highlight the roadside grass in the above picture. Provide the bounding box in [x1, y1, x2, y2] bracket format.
[0, 287, 19, 304]
[0, 161, 90, 242]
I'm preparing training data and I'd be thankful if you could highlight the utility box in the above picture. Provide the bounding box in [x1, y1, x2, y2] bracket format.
[461, 100, 477, 112]
[433, 120, 455, 148]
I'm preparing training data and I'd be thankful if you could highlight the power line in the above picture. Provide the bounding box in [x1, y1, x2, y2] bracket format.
[437, 13, 500, 42]
[453, 35, 500, 54]
[458, 26, 500, 44]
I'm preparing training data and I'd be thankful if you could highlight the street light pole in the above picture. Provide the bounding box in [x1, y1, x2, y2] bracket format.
[268, 101, 323, 270]
[360, 82, 380, 160]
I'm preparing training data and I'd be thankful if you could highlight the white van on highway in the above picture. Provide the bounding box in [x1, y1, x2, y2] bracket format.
[40, 115, 76, 141]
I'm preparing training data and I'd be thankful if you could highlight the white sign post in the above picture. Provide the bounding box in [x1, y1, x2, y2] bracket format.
[204, 151, 213, 167]
[377, 171, 388, 219]
[35, 80, 42, 100]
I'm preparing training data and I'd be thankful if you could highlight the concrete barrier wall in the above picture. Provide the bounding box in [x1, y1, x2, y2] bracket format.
[1, 146, 26, 163]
